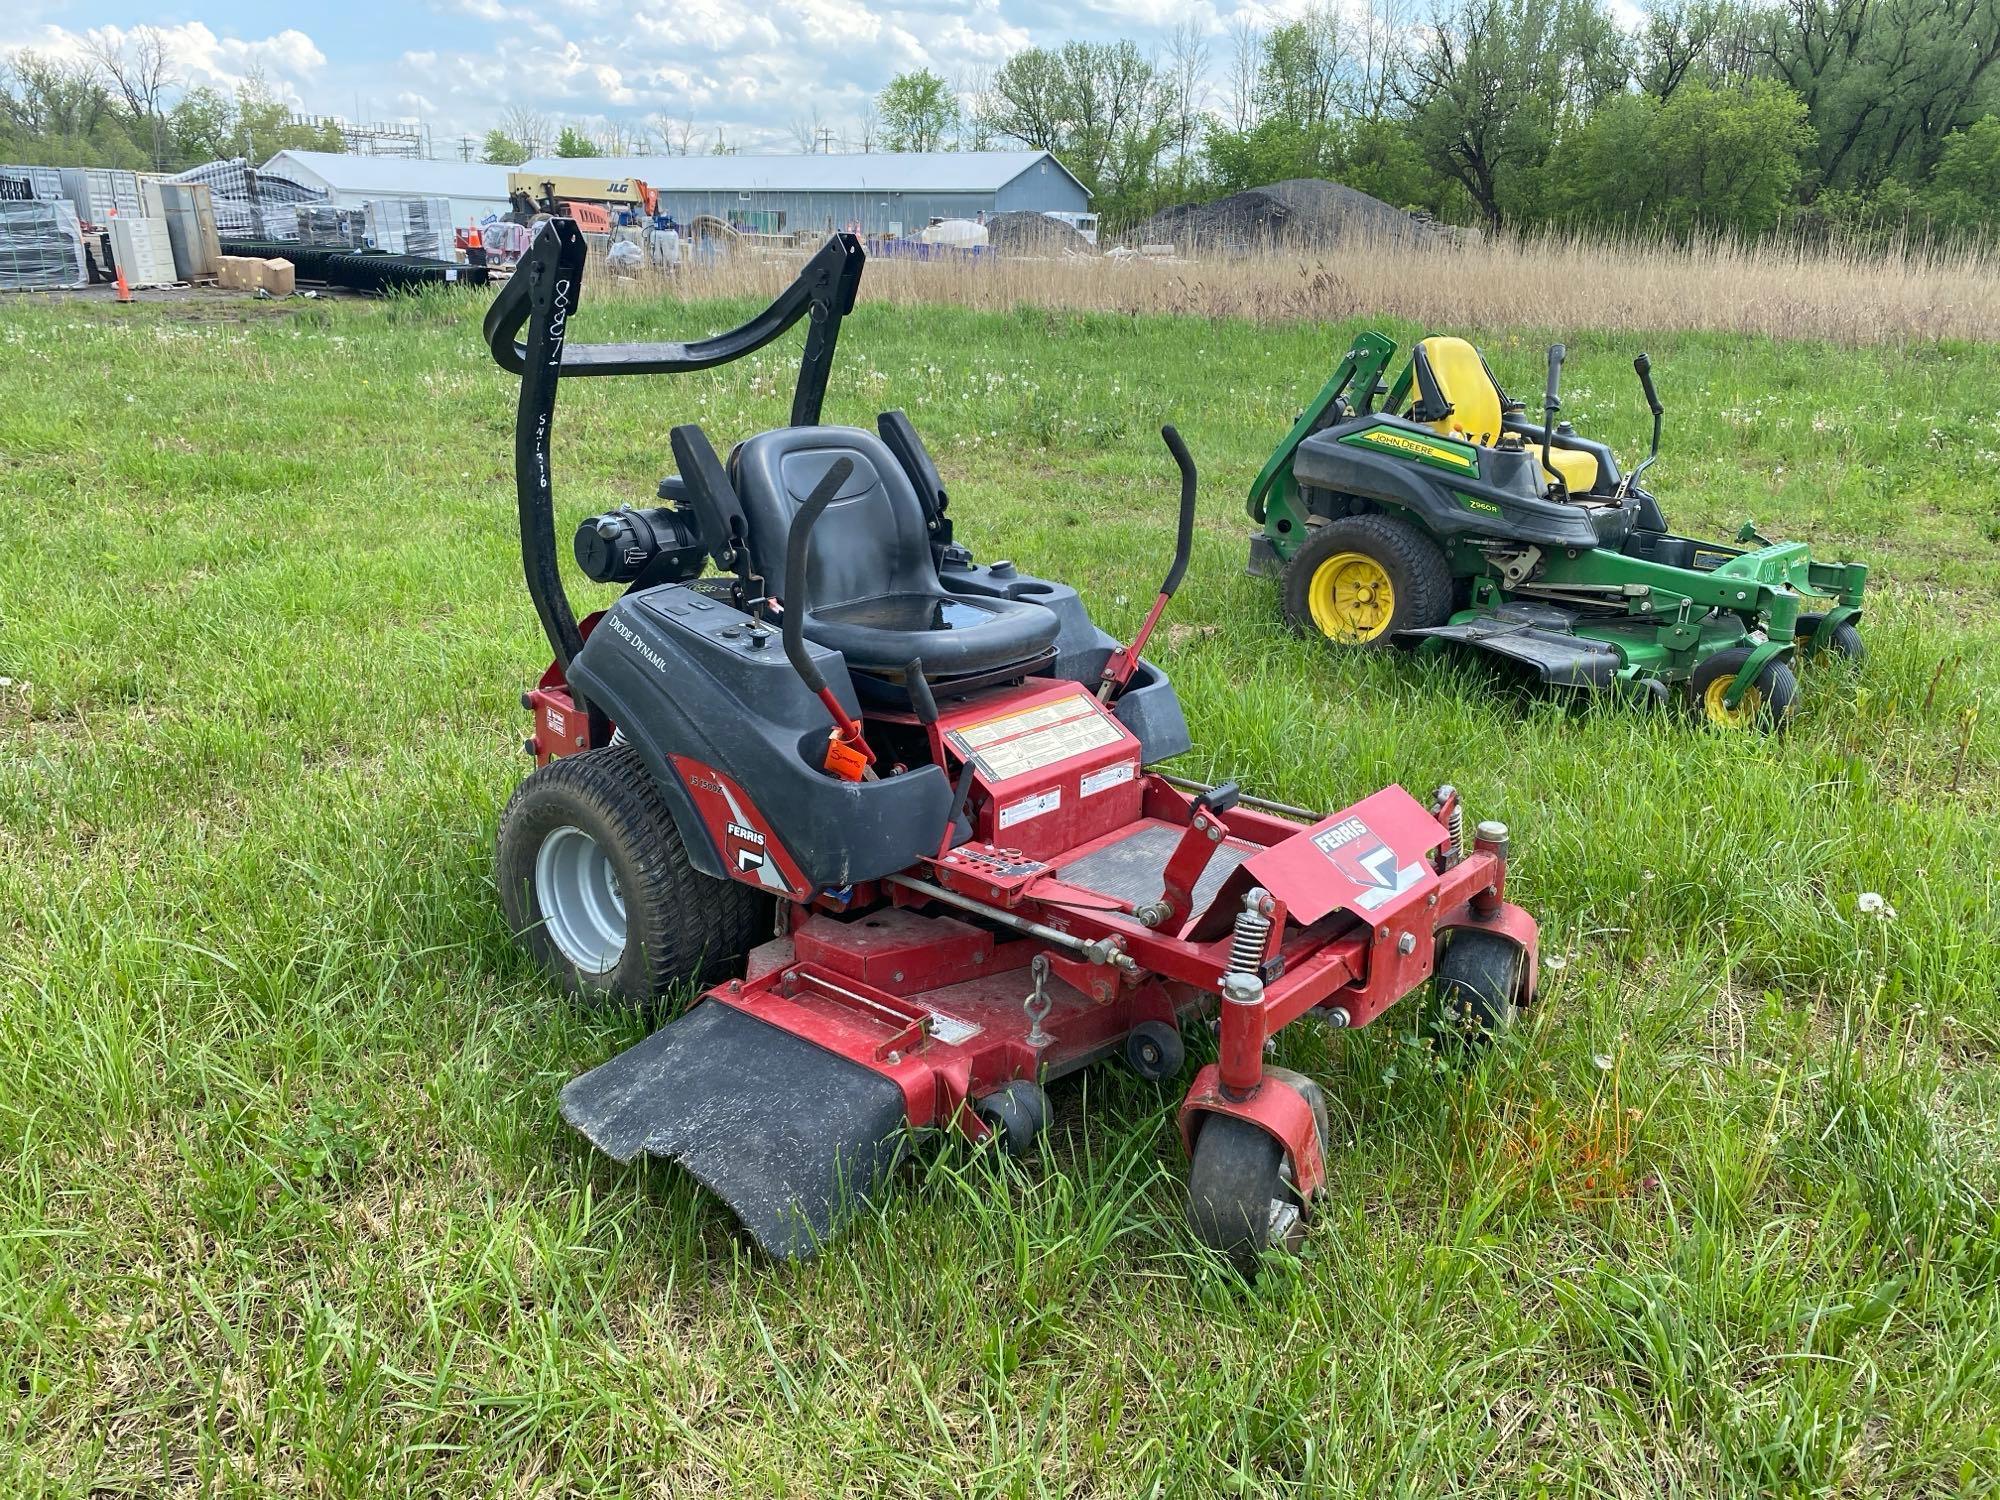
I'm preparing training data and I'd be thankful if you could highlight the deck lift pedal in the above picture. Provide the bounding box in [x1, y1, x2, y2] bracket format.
[483, 221, 1542, 1274]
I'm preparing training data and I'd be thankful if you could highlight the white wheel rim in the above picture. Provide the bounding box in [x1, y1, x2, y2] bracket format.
[534, 824, 627, 973]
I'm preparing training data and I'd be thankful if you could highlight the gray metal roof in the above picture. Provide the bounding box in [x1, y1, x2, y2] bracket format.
[513, 150, 1089, 199]
[260, 150, 514, 201]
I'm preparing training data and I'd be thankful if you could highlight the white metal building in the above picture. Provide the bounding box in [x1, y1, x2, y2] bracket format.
[512, 150, 1091, 237]
[258, 151, 514, 229]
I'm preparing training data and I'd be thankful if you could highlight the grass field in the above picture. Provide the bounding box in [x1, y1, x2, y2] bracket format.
[2, 278, 1998, 1497]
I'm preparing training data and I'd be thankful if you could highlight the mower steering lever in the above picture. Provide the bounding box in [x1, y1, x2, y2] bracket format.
[781, 456, 877, 779]
[1098, 425, 1198, 702]
[1541, 343, 1566, 495]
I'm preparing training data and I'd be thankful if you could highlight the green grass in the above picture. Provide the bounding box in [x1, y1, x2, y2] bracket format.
[2, 285, 1997, 1497]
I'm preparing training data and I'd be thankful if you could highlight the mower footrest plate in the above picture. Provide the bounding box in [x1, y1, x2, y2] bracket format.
[1400, 609, 1620, 689]
[560, 999, 909, 1259]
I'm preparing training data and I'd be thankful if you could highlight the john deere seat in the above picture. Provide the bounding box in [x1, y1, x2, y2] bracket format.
[1413, 336, 1601, 496]
[732, 425, 1061, 683]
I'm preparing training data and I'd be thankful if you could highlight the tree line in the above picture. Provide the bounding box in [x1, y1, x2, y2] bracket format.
[9, 4, 1999, 241]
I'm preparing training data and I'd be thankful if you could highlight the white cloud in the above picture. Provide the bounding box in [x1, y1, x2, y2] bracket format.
[0, 2, 1279, 154]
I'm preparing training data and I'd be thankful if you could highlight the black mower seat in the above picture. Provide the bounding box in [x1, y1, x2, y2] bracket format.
[732, 425, 1060, 681]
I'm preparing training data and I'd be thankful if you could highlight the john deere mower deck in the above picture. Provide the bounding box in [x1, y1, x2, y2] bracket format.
[1248, 331, 1870, 729]
[485, 222, 1538, 1273]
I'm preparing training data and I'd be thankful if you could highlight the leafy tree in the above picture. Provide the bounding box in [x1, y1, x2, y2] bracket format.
[1556, 80, 1812, 235]
[984, 41, 1169, 223]
[554, 124, 599, 158]
[1752, 0, 2000, 195]
[878, 69, 957, 152]
[482, 128, 525, 164]
[1399, 0, 1629, 229]
[1921, 114, 2000, 230]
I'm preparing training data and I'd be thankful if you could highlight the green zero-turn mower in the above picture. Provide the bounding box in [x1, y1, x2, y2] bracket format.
[1246, 331, 1870, 729]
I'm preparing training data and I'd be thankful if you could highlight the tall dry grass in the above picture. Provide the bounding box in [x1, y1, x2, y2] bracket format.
[589, 225, 2000, 345]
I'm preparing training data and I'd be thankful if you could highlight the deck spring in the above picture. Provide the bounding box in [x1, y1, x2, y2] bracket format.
[1228, 888, 1274, 974]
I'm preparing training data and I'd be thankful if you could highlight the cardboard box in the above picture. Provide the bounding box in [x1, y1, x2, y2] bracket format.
[216, 254, 296, 295]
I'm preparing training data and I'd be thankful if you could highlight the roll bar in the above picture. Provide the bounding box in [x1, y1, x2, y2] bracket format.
[483, 217, 867, 731]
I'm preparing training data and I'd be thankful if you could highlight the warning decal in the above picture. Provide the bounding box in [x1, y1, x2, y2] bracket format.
[948, 693, 1124, 784]
[998, 787, 1061, 829]
[1080, 760, 1136, 798]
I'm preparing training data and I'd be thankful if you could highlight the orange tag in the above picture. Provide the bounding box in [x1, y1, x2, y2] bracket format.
[823, 732, 868, 782]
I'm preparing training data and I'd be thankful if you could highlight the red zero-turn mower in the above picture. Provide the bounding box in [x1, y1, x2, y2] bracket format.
[484, 222, 1541, 1273]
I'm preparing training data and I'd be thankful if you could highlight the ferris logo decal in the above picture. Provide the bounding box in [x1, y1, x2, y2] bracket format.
[1313, 816, 1425, 909]
[724, 821, 767, 873]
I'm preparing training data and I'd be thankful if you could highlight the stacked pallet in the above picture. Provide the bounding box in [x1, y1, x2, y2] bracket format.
[168, 158, 324, 241]
[0, 198, 87, 289]
[364, 196, 455, 259]
[295, 203, 371, 248]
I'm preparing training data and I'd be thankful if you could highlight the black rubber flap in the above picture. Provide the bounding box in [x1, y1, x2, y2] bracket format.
[1400, 617, 1619, 688]
[560, 1000, 910, 1259]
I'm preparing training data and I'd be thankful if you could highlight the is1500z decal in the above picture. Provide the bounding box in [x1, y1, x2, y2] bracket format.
[1312, 815, 1428, 911]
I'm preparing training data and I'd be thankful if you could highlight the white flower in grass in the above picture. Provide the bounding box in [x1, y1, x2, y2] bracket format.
[1543, 953, 1567, 972]
[1857, 892, 1896, 921]
[1592, 1053, 1614, 1072]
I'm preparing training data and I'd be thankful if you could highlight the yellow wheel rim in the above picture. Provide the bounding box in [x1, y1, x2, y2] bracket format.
[1307, 551, 1396, 643]
[1701, 673, 1763, 728]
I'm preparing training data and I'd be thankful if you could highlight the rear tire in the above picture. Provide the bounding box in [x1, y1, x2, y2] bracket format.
[1794, 613, 1865, 665]
[1687, 647, 1798, 732]
[1282, 513, 1453, 648]
[496, 744, 772, 1009]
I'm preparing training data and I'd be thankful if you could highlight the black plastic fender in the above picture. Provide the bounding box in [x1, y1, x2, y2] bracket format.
[1294, 417, 1602, 551]
[566, 586, 952, 891]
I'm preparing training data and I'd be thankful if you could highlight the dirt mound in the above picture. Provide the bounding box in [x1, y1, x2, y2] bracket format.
[986, 211, 1094, 257]
[1131, 178, 1429, 255]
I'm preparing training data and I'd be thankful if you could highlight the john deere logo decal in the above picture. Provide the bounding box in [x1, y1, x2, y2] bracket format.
[1313, 816, 1427, 910]
[1340, 427, 1480, 475]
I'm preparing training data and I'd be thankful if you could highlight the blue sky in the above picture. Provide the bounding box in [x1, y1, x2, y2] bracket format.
[5, 0, 1307, 155]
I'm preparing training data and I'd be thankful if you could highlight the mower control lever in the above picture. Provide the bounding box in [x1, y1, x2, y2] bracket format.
[1625, 353, 1665, 493]
[781, 457, 877, 780]
[1542, 343, 1566, 495]
[1098, 425, 1198, 703]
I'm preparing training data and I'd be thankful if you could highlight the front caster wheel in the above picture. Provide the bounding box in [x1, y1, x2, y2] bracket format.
[1124, 1021, 1186, 1082]
[1186, 1072, 1325, 1279]
[975, 1080, 1049, 1157]
[1795, 613, 1865, 665]
[1688, 647, 1798, 732]
[1187, 1116, 1301, 1277]
[1426, 928, 1527, 1053]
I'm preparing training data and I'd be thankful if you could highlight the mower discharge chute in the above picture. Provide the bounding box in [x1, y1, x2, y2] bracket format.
[485, 221, 1540, 1273]
[1248, 332, 1870, 729]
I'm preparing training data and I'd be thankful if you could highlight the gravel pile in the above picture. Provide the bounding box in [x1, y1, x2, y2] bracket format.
[985, 211, 1094, 257]
[1130, 178, 1430, 255]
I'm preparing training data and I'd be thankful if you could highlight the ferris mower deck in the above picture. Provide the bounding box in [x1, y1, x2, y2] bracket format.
[484, 222, 1539, 1273]
[1249, 332, 1870, 729]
